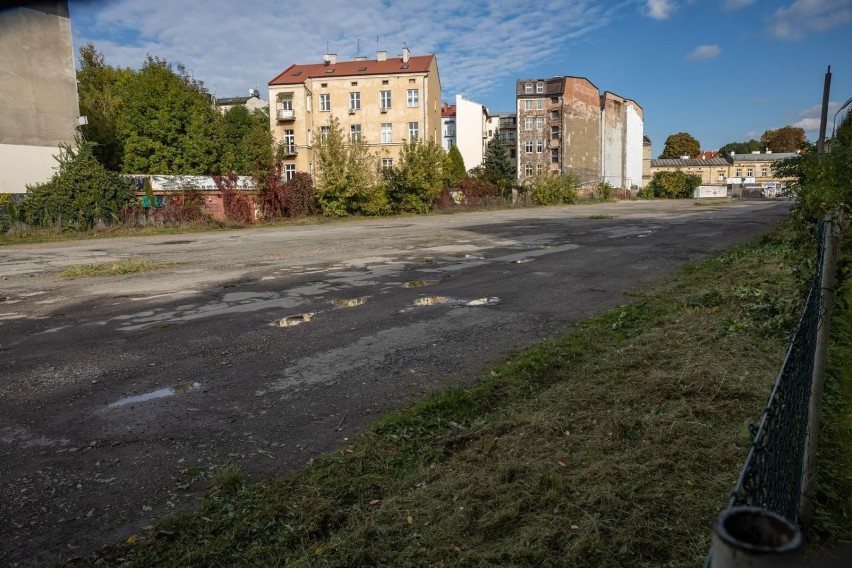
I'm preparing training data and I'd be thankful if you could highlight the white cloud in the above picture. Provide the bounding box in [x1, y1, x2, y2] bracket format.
[724, 0, 756, 9]
[645, 0, 676, 19]
[69, 0, 629, 102]
[687, 44, 721, 59]
[791, 101, 847, 134]
[768, 0, 852, 40]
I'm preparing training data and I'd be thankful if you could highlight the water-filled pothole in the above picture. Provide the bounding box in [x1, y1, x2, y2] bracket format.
[514, 258, 534, 264]
[414, 296, 450, 306]
[413, 296, 500, 307]
[404, 279, 439, 288]
[108, 382, 201, 408]
[273, 313, 316, 327]
[331, 298, 367, 308]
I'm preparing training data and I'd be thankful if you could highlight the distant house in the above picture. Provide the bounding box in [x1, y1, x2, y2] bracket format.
[447, 94, 487, 170]
[486, 112, 517, 172]
[215, 89, 269, 115]
[441, 103, 456, 151]
[0, 1, 80, 193]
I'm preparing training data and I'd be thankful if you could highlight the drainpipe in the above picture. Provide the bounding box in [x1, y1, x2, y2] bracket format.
[711, 507, 802, 568]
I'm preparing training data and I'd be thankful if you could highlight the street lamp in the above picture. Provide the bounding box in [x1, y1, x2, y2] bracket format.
[831, 96, 852, 141]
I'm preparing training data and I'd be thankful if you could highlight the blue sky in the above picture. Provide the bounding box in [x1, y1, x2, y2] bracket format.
[68, 0, 852, 153]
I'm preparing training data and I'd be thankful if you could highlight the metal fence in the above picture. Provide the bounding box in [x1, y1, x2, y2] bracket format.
[705, 221, 827, 566]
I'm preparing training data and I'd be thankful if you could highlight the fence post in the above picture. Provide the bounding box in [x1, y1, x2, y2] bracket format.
[711, 507, 802, 568]
[799, 217, 840, 527]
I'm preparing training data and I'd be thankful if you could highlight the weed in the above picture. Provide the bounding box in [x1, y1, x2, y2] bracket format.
[60, 259, 165, 279]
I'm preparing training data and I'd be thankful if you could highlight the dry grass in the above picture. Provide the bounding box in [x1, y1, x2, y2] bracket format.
[60, 259, 166, 279]
[77, 224, 821, 568]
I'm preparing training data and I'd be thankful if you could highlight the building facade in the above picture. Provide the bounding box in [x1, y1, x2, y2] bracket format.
[215, 90, 269, 115]
[0, 1, 80, 194]
[452, 94, 488, 171]
[268, 47, 441, 178]
[441, 103, 456, 151]
[649, 151, 799, 194]
[514, 76, 643, 188]
[486, 113, 517, 173]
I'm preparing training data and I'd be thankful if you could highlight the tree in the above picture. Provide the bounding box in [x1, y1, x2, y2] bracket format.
[659, 132, 700, 159]
[20, 138, 135, 228]
[760, 126, 806, 153]
[219, 107, 272, 175]
[645, 170, 701, 199]
[528, 174, 579, 205]
[478, 131, 515, 193]
[719, 139, 762, 157]
[445, 144, 466, 187]
[385, 139, 445, 213]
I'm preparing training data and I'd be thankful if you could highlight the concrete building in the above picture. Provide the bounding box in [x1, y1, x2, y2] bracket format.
[0, 1, 80, 194]
[452, 94, 488, 170]
[215, 89, 269, 115]
[441, 103, 456, 151]
[267, 46, 441, 179]
[642, 135, 653, 186]
[515, 76, 644, 189]
[486, 112, 517, 173]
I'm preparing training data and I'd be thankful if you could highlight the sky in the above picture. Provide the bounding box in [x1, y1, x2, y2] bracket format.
[67, 0, 852, 153]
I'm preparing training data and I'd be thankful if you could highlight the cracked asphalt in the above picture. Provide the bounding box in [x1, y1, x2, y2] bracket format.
[0, 200, 790, 566]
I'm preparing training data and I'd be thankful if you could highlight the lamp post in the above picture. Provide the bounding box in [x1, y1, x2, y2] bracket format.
[830, 96, 852, 143]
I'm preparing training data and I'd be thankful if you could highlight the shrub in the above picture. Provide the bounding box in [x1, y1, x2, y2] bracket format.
[529, 173, 579, 205]
[215, 173, 254, 224]
[597, 181, 615, 201]
[646, 170, 701, 199]
[282, 172, 315, 218]
[384, 140, 445, 214]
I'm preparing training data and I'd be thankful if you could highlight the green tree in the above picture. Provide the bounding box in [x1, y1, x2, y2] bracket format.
[719, 139, 762, 157]
[645, 170, 701, 199]
[445, 144, 466, 187]
[760, 126, 806, 153]
[528, 174, 579, 205]
[659, 132, 701, 159]
[119, 55, 221, 174]
[481, 132, 515, 190]
[20, 138, 135, 228]
[219, 107, 272, 175]
[385, 139, 445, 213]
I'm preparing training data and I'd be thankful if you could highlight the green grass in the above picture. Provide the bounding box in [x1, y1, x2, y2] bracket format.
[60, 259, 167, 279]
[75, 223, 838, 567]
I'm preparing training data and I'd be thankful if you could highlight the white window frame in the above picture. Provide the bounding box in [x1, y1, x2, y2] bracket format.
[525, 163, 533, 176]
[536, 163, 543, 175]
[408, 121, 419, 141]
[536, 83, 544, 94]
[535, 117, 544, 130]
[320, 126, 329, 145]
[319, 93, 330, 112]
[350, 124, 361, 143]
[525, 140, 533, 153]
[747, 167, 753, 177]
[381, 123, 392, 144]
[380, 90, 392, 109]
[349, 92, 360, 110]
[382, 158, 393, 168]
[536, 140, 543, 153]
[407, 89, 419, 107]
[524, 100, 533, 110]
[284, 164, 296, 181]
[537, 99, 544, 110]
[761, 167, 768, 177]
[524, 83, 533, 94]
[524, 117, 533, 131]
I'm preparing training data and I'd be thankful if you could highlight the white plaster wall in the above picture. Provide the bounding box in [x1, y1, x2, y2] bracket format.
[601, 110, 624, 188]
[625, 105, 644, 189]
[455, 94, 485, 170]
[0, 144, 59, 193]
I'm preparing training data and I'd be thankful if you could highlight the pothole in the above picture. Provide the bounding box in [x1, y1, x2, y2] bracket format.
[108, 382, 201, 408]
[448, 253, 484, 260]
[331, 298, 367, 308]
[272, 313, 316, 327]
[465, 297, 500, 306]
[413, 296, 500, 307]
[414, 296, 450, 306]
[404, 279, 439, 288]
[514, 258, 534, 264]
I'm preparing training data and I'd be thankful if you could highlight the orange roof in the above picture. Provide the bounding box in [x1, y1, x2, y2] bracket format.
[441, 103, 456, 117]
[269, 54, 435, 85]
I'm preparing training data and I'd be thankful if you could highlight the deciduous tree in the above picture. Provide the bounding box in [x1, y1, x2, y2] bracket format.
[760, 126, 806, 153]
[660, 132, 700, 159]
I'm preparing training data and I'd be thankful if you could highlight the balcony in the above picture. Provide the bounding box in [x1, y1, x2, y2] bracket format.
[276, 108, 295, 121]
[282, 145, 298, 156]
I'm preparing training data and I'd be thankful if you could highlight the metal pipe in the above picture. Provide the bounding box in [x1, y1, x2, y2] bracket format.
[711, 507, 802, 568]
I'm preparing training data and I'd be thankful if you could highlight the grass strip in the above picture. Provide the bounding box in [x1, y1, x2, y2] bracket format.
[60, 259, 166, 279]
[80, 224, 823, 567]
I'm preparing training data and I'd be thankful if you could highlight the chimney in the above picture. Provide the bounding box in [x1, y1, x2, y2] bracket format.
[402, 44, 410, 64]
[680, 155, 689, 160]
[766, 149, 772, 154]
[376, 50, 387, 61]
[323, 53, 336, 65]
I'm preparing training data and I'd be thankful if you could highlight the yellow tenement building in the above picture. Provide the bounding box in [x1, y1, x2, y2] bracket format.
[268, 46, 441, 180]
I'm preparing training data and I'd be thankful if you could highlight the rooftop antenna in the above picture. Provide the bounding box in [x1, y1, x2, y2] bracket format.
[357, 38, 361, 56]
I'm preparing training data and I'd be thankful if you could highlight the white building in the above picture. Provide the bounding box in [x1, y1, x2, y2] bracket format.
[441, 103, 456, 152]
[452, 94, 488, 171]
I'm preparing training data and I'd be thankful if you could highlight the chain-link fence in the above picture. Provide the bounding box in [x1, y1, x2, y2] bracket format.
[705, 221, 827, 566]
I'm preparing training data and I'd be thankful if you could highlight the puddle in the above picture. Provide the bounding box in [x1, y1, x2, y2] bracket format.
[404, 279, 439, 288]
[161, 240, 195, 245]
[108, 382, 201, 408]
[273, 313, 316, 327]
[514, 258, 534, 264]
[413, 296, 500, 307]
[331, 298, 367, 308]
[447, 253, 484, 260]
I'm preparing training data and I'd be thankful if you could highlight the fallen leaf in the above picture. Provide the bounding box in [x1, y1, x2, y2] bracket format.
[126, 535, 137, 545]
[558, 461, 566, 468]
[453, 546, 461, 554]
[570, 524, 579, 530]
[369, 499, 380, 505]
[407, 515, 413, 525]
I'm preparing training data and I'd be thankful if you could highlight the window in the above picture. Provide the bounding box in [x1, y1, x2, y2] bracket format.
[551, 125, 559, 140]
[320, 82, 327, 88]
[536, 83, 544, 93]
[718, 172, 725, 182]
[524, 100, 533, 111]
[525, 140, 533, 153]
[524, 83, 533, 94]
[536, 140, 543, 153]
[761, 167, 768, 177]
[380, 90, 392, 109]
[351, 81, 358, 86]
[283, 129, 295, 152]
[409, 78, 415, 83]
[382, 79, 389, 85]
[525, 163, 533, 176]
[284, 164, 295, 181]
[320, 126, 329, 145]
[537, 99, 543, 110]
[509, 148, 516, 158]
[319, 93, 330, 111]
[551, 96, 559, 104]
[746, 168, 753, 177]
[551, 148, 559, 163]
[736, 168, 742, 177]
[408, 121, 419, 140]
[382, 158, 393, 168]
[536, 164, 543, 175]
[524, 117, 533, 130]
[551, 110, 559, 120]
[349, 92, 360, 110]
[381, 123, 392, 144]
[278, 93, 293, 110]
[535, 117, 544, 130]
[350, 124, 361, 142]
[407, 89, 419, 107]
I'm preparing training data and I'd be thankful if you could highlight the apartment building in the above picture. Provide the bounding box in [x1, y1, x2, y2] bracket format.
[0, 1, 80, 193]
[268, 46, 441, 179]
[441, 103, 456, 151]
[515, 76, 644, 188]
[649, 151, 798, 194]
[486, 112, 517, 172]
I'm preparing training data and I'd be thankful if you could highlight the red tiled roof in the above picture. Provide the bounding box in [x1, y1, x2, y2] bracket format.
[269, 54, 435, 85]
[441, 103, 456, 117]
